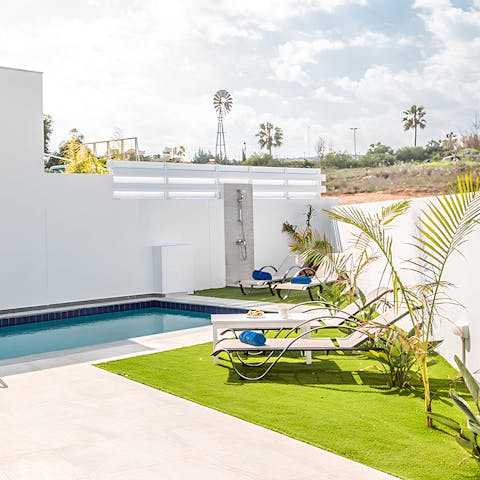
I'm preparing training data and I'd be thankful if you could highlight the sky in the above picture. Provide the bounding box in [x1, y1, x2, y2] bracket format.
[0, 0, 479, 159]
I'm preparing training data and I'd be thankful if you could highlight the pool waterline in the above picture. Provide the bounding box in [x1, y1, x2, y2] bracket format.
[0, 308, 211, 361]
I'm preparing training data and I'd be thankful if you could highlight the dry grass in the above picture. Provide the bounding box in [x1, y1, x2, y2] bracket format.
[324, 161, 480, 196]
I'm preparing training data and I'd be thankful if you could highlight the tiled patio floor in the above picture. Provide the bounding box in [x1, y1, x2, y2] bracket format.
[0, 297, 398, 480]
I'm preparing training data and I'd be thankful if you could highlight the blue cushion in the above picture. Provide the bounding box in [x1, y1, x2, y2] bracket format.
[252, 269, 272, 281]
[291, 275, 312, 284]
[239, 330, 266, 346]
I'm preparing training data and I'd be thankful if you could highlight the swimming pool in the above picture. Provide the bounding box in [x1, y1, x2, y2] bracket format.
[0, 308, 211, 360]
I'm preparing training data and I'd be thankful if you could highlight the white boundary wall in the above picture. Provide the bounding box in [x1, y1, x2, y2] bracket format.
[109, 160, 326, 200]
[0, 67, 336, 310]
[338, 198, 480, 372]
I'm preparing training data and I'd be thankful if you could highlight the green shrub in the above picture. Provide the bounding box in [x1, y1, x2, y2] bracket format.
[243, 152, 282, 166]
[322, 152, 357, 169]
[366, 328, 417, 388]
[395, 146, 427, 163]
[361, 153, 396, 167]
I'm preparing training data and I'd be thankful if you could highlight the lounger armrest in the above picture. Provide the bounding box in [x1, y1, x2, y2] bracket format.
[259, 265, 278, 274]
[281, 265, 303, 279]
[289, 300, 342, 311]
[219, 328, 239, 338]
[278, 315, 362, 338]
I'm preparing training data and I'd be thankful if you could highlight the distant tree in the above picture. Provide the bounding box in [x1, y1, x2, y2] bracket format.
[321, 152, 356, 169]
[43, 114, 53, 153]
[442, 132, 458, 155]
[288, 159, 315, 168]
[460, 114, 480, 150]
[243, 152, 282, 167]
[256, 123, 283, 156]
[57, 128, 85, 159]
[193, 148, 212, 164]
[63, 136, 108, 174]
[395, 146, 426, 163]
[402, 105, 427, 146]
[125, 148, 138, 161]
[424, 139, 444, 159]
[367, 142, 393, 155]
[361, 142, 395, 167]
[315, 137, 327, 162]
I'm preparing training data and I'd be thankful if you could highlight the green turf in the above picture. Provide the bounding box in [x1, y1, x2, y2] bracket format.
[97, 345, 478, 480]
[195, 286, 318, 304]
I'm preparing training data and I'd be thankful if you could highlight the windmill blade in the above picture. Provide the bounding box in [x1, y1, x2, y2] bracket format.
[213, 89, 233, 115]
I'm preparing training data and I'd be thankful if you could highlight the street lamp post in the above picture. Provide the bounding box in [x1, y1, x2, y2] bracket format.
[350, 127, 359, 159]
[307, 125, 310, 158]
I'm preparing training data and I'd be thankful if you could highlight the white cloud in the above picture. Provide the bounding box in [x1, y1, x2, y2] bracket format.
[271, 38, 345, 85]
[271, 29, 409, 86]
[312, 86, 349, 103]
[0, 0, 478, 159]
[328, 2, 480, 149]
[350, 31, 389, 47]
[236, 88, 279, 99]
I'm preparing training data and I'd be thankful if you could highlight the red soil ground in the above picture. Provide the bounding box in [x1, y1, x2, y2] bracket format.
[325, 187, 439, 205]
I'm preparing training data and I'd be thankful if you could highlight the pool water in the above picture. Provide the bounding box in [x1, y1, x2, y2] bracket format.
[0, 308, 211, 360]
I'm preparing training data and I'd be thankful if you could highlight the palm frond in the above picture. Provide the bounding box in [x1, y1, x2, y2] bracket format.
[411, 173, 480, 321]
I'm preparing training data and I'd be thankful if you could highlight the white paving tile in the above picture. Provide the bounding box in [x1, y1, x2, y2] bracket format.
[0, 359, 397, 479]
[0, 304, 398, 480]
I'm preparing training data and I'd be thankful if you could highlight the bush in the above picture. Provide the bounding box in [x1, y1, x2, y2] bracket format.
[193, 148, 213, 164]
[395, 146, 427, 163]
[367, 142, 394, 155]
[425, 139, 445, 158]
[321, 152, 357, 169]
[243, 152, 282, 166]
[361, 153, 396, 167]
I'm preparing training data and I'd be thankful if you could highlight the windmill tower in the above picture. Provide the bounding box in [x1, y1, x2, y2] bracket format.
[213, 89, 232, 162]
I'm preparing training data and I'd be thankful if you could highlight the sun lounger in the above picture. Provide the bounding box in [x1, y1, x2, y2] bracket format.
[290, 286, 391, 327]
[212, 306, 410, 380]
[273, 263, 339, 300]
[238, 254, 303, 295]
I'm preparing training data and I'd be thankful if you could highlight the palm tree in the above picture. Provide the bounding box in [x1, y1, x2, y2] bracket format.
[256, 123, 283, 156]
[402, 105, 427, 146]
[327, 173, 480, 427]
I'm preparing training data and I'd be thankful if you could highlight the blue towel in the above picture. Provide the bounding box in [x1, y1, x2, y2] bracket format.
[291, 275, 312, 284]
[239, 330, 266, 346]
[252, 269, 272, 281]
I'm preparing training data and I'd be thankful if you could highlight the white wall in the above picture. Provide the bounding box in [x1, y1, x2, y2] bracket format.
[0, 67, 335, 310]
[337, 197, 480, 372]
[254, 197, 338, 269]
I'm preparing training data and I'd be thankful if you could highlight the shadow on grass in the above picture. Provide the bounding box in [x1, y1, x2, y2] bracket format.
[216, 352, 455, 402]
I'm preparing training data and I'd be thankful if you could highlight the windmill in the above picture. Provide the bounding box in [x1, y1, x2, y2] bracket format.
[213, 89, 232, 162]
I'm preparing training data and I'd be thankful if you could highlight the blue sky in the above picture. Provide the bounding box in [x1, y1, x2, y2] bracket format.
[0, 0, 479, 159]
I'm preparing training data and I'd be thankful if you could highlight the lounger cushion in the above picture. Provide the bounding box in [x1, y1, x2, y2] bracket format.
[239, 330, 266, 346]
[252, 270, 272, 281]
[291, 275, 312, 284]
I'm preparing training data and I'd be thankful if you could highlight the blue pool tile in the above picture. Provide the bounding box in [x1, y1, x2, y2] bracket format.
[0, 299, 248, 330]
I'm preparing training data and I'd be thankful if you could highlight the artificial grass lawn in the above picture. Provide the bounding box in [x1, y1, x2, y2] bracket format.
[98, 345, 478, 480]
[195, 286, 316, 304]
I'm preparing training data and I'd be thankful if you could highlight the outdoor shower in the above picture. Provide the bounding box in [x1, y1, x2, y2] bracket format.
[235, 189, 248, 260]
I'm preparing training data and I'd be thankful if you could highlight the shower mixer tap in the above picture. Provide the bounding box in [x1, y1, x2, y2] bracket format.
[236, 189, 248, 260]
